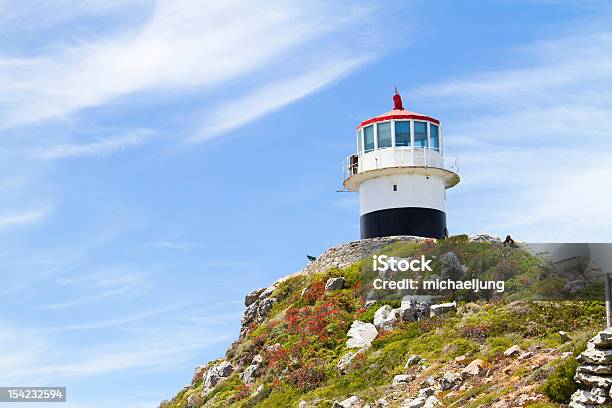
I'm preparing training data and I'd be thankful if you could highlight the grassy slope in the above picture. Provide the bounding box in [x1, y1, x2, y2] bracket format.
[161, 236, 605, 408]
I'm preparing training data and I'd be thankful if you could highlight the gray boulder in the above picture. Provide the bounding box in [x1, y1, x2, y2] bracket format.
[203, 361, 233, 393]
[423, 376, 436, 387]
[430, 302, 457, 318]
[468, 233, 501, 243]
[245, 288, 266, 306]
[333, 395, 360, 408]
[400, 295, 433, 321]
[239, 296, 277, 338]
[559, 330, 572, 343]
[252, 354, 264, 365]
[393, 374, 413, 385]
[373, 305, 399, 331]
[402, 397, 426, 408]
[257, 297, 277, 320]
[326, 277, 345, 291]
[240, 364, 260, 384]
[503, 345, 521, 357]
[259, 286, 274, 299]
[461, 359, 483, 378]
[346, 321, 378, 349]
[423, 396, 440, 408]
[439, 372, 462, 391]
[376, 398, 390, 407]
[241, 302, 259, 326]
[405, 355, 423, 367]
[399, 301, 418, 322]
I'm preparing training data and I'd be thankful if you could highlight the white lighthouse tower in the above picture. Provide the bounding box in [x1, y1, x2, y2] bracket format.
[343, 90, 460, 239]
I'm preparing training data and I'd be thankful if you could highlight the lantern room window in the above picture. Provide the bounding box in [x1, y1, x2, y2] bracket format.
[430, 124, 440, 150]
[357, 129, 363, 153]
[377, 122, 392, 149]
[364, 125, 375, 152]
[395, 121, 411, 147]
[414, 121, 427, 147]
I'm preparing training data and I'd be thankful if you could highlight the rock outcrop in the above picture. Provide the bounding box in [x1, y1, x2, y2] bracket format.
[240, 293, 277, 339]
[346, 320, 378, 349]
[429, 302, 457, 318]
[332, 395, 361, 408]
[203, 361, 233, 394]
[301, 236, 429, 276]
[570, 327, 612, 407]
[162, 234, 605, 408]
[400, 295, 433, 322]
[325, 277, 345, 291]
[373, 305, 399, 331]
[468, 233, 501, 243]
[238, 236, 430, 339]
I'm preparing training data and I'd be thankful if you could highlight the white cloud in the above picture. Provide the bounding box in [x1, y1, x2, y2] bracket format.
[0, 209, 48, 227]
[191, 55, 370, 142]
[30, 129, 154, 159]
[7, 331, 231, 380]
[0, 0, 380, 131]
[49, 301, 201, 331]
[39, 286, 134, 310]
[0, 319, 232, 384]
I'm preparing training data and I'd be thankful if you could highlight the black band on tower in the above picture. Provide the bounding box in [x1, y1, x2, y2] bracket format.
[360, 207, 447, 239]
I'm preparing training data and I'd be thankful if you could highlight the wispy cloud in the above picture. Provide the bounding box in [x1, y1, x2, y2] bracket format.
[0, 209, 48, 227]
[7, 331, 232, 380]
[39, 269, 151, 310]
[190, 55, 370, 142]
[0, 0, 382, 132]
[0, 320, 232, 384]
[39, 287, 134, 310]
[30, 129, 155, 159]
[50, 301, 200, 331]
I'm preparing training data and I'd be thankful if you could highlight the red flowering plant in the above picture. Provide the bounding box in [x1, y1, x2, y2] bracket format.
[285, 302, 342, 341]
[301, 280, 326, 305]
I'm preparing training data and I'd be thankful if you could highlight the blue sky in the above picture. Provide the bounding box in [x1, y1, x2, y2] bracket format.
[1, 0, 612, 407]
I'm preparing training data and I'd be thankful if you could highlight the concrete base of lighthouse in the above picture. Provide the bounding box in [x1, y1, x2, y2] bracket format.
[360, 207, 447, 239]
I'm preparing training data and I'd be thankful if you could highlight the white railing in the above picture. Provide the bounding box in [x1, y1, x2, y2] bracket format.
[342, 147, 459, 180]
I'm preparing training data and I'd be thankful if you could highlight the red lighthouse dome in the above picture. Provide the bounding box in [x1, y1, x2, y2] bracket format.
[357, 91, 440, 130]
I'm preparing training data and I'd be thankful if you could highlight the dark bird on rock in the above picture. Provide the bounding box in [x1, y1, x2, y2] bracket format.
[307, 255, 316, 262]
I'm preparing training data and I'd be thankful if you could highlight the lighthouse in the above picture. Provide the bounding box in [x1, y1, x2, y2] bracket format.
[343, 90, 460, 239]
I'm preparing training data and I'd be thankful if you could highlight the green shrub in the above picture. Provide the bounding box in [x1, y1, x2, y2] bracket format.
[541, 357, 579, 403]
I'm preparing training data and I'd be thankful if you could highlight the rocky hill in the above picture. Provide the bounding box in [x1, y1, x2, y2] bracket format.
[159, 235, 607, 408]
